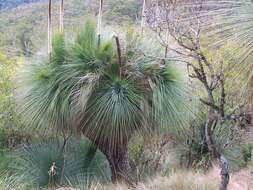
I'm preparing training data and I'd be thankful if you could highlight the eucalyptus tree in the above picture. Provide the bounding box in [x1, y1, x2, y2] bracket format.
[17, 20, 191, 183]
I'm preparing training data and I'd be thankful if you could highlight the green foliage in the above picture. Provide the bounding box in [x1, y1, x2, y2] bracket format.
[0, 0, 252, 188]
[0, 53, 17, 128]
[0, 128, 31, 150]
[0, 151, 16, 174]
[198, 41, 248, 110]
[0, 0, 140, 56]
[193, 0, 253, 74]
[15, 138, 111, 188]
[178, 113, 251, 171]
[0, 54, 14, 126]
[172, 41, 252, 170]
[18, 19, 192, 152]
[52, 33, 66, 65]
[0, 14, 35, 56]
[0, 54, 28, 151]
[0, 175, 29, 190]
[105, 0, 142, 24]
[241, 144, 252, 164]
[16, 18, 34, 56]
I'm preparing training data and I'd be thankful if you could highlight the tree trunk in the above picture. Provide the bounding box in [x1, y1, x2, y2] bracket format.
[83, 132, 133, 184]
[219, 156, 229, 190]
[103, 147, 132, 184]
[205, 110, 220, 159]
[205, 109, 229, 190]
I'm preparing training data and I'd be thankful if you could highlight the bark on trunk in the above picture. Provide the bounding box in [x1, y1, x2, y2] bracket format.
[205, 110, 220, 159]
[104, 147, 132, 184]
[219, 156, 229, 190]
[83, 132, 133, 184]
[205, 109, 229, 190]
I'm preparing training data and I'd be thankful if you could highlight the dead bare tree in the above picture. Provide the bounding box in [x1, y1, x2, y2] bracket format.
[146, 0, 220, 156]
[144, 1, 249, 189]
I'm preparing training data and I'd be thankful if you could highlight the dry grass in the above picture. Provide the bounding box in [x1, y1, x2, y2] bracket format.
[136, 168, 219, 190]
[228, 169, 252, 190]
[82, 167, 252, 190]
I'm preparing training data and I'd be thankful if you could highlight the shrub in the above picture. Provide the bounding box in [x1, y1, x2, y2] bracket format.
[15, 138, 111, 189]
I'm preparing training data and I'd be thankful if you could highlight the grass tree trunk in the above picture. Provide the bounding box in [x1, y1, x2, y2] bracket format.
[84, 132, 133, 184]
[103, 144, 132, 184]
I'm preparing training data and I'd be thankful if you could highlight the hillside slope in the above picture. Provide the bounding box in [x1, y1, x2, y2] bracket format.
[0, 0, 44, 10]
[0, 0, 141, 56]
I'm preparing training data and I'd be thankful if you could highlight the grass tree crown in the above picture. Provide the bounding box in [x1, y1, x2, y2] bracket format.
[17, 19, 192, 152]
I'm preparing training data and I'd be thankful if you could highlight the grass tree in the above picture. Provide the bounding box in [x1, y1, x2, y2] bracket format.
[17, 20, 191, 183]
[15, 139, 110, 188]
